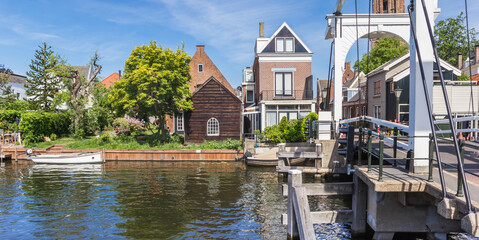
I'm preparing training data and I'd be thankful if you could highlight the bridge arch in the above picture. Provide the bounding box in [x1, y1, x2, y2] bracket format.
[325, 13, 410, 122]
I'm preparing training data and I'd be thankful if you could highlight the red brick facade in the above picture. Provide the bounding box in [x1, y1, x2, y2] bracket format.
[188, 45, 235, 94]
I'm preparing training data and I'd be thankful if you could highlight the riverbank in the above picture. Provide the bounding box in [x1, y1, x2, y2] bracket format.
[1, 145, 244, 162]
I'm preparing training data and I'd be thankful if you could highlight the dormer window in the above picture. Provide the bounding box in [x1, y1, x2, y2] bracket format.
[276, 37, 294, 53]
[198, 64, 203, 73]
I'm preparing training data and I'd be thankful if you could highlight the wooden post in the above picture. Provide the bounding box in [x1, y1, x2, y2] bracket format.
[352, 173, 367, 237]
[379, 134, 384, 182]
[393, 127, 398, 167]
[367, 130, 372, 173]
[287, 169, 302, 239]
[428, 134, 434, 182]
[15, 147, 17, 162]
[358, 127, 363, 166]
[457, 138, 465, 197]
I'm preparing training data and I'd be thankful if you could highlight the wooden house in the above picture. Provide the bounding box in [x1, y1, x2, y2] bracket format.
[184, 76, 242, 144]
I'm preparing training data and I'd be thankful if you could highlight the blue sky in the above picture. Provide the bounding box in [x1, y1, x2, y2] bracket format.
[1, 0, 478, 90]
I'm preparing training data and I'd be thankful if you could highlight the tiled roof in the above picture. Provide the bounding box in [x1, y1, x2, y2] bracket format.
[8, 74, 26, 84]
[101, 72, 120, 88]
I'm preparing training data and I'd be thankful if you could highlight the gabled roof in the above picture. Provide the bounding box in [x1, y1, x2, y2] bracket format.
[343, 72, 366, 89]
[366, 53, 409, 77]
[192, 76, 241, 103]
[367, 53, 462, 78]
[189, 45, 236, 94]
[258, 22, 312, 54]
[101, 72, 120, 88]
[8, 73, 26, 84]
[73, 65, 93, 80]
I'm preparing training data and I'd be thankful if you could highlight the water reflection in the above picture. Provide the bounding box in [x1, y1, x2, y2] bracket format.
[0, 162, 289, 239]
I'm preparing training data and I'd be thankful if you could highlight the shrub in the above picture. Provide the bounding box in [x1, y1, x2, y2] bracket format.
[263, 125, 284, 144]
[113, 117, 146, 135]
[169, 134, 184, 144]
[96, 132, 111, 145]
[50, 133, 57, 141]
[284, 119, 304, 142]
[199, 138, 242, 150]
[20, 111, 72, 143]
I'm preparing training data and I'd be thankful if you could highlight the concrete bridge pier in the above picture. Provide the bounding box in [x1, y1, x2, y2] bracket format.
[352, 168, 463, 239]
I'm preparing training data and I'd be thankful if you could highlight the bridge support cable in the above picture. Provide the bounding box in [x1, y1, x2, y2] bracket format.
[407, 2, 447, 200]
[354, 0, 362, 116]
[326, 41, 334, 111]
[464, 0, 475, 116]
[419, 0, 473, 213]
[364, 0, 372, 117]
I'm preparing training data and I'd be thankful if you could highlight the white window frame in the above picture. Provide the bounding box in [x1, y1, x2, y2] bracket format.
[176, 112, 184, 131]
[198, 64, 203, 73]
[274, 72, 293, 96]
[207, 118, 219, 136]
[275, 37, 294, 53]
[246, 88, 254, 103]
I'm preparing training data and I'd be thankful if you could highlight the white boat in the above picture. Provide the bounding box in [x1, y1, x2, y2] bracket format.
[28, 152, 103, 164]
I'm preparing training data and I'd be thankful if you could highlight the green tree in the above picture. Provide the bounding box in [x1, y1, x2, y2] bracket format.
[0, 65, 15, 106]
[109, 41, 193, 139]
[355, 38, 409, 73]
[54, 52, 102, 137]
[25, 42, 61, 111]
[435, 12, 479, 67]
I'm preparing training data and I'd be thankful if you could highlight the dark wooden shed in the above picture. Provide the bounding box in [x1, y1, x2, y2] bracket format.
[185, 76, 242, 144]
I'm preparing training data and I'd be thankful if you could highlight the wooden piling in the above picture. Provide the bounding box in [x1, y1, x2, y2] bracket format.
[287, 169, 302, 239]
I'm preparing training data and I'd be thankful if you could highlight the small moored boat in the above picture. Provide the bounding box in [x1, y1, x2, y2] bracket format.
[28, 152, 103, 164]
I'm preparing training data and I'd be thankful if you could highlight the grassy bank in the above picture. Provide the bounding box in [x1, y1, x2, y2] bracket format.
[24, 134, 243, 150]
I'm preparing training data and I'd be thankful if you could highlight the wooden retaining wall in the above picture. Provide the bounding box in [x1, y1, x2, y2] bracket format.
[1, 147, 243, 162]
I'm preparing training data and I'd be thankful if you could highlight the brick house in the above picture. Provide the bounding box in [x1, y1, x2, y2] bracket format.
[242, 22, 315, 134]
[458, 45, 479, 82]
[171, 45, 242, 143]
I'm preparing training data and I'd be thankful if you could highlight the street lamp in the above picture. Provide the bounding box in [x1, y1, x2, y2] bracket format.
[320, 88, 328, 110]
[394, 88, 403, 122]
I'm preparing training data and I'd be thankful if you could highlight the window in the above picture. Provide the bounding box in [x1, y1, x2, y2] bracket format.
[374, 81, 381, 95]
[383, 0, 388, 12]
[198, 64, 203, 73]
[275, 37, 294, 52]
[374, 105, 381, 119]
[266, 112, 277, 127]
[276, 38, 284, 52]
[176, 112, 184, 131]
[244, 70, 253, 82]
[246, 90, 254, 103]
[207, 118, 219, 136]
[275, 72, 293, 96]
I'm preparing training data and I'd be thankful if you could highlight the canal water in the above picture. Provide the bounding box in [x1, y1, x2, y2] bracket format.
[0, 161, 351, 239]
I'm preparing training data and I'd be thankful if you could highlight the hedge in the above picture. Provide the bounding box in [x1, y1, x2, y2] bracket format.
[0, 110, 72, 143]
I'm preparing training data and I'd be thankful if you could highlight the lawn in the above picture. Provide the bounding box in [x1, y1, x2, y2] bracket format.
[24, 133, 243, 150]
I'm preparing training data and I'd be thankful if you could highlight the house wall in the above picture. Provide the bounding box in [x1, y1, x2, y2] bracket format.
[433, 85, 479, 115]
[367, 59, 409, 119]
[185, 79, 242, 144]
[256, 61, 312, 100]
[189, 45, 235, 94]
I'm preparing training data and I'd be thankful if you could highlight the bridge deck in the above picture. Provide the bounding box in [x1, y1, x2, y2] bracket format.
[358, 138, 479, 209]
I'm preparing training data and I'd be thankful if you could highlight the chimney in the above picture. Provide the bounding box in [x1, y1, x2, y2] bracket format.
[475, 45, 479, 64]
[458, 54, 463, 69]
[196, 45, 205, 56]
[118, 70, 122, 77]
[345, 62, 351, 71]
[259, 22, 264, 37]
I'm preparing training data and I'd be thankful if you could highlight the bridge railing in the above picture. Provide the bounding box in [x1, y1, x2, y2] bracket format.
[356, 128, 414, 182]
[341, 115, 479, 135]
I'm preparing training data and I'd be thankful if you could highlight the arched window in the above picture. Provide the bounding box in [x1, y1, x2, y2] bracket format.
[207, 118, 219, 136]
